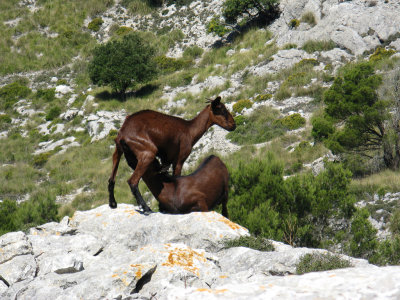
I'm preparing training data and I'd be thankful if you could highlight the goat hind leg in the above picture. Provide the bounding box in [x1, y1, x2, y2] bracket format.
[108, 145, 123, 209]
[127, 152, 155, 214]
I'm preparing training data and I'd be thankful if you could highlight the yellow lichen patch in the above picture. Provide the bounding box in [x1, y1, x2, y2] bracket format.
[196, 288, 228, 294]
[161, 245, 207, 276]
[130, 264, 143, 278]
[219, 275, 228, 279]
[329, 274, 336, 278]
[124, 209, 138, 217]
[259, 285, 266, 290]
[216, 215, 246, 231]
[102, 222, 108, 227]
[112, 274, 119, 278]
[96, 213, 102, 217]
[56, 232, 61, 236]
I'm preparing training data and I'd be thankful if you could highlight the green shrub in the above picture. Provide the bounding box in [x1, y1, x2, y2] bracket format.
[183, 45, 204, 59]
[45, 106, 61, 121]
[0, 114, 12, 130]
[349, 208, 378, 259]
[389, 209, 400, 236]
[296, 252, 352, 275]
[56, 79, 68, 85]
[296, 58, 319, 68]
[275, 85, 292, 100]
[233, 99, 253, 113]
[0, 82, 31, 110]
[227, 106, 284, 145]
[302, 40, 336, 53]
[234, 115, 247, 126]
[207, 17, 229, 37]
[33, 152, 52, 167]
[115, 26, 133, 36]
[369, 47, 396, 62]
[224, 235, 275, 251]
[254, 93, 272, 102]
[154, 55, 192, 73]
[311, 116, 335, 141]
[289, 19, 300, 28]
[282, 43, 298, 50]
[88, 17, 104, 31]
[373, 236, 400, 266]
[276, 113, 306, 130]
[35, 88, 56, 102]
[301, 11, 316, 26]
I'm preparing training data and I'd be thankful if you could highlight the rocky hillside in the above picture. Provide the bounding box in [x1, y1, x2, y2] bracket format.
[1, 0, 400, 297]
[3, 205, 400, 299]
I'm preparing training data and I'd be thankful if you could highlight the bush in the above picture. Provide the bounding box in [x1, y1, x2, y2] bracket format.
[254, 93, 272, 102]
[296, 252, 352, 275]
[207, 17, 229, 37]
[222, 0, 280, 25]
[0, 82, 31, 110]
[296, 58, 319, 68]
[233, 115, 247, 126]
[389, 209, 400, 236]
[282, 43, 298, 50]
[289, 19, 300, 28]
[33, 152, 52, 167]
[114, 26, 133, 36]
[88, 17, 104, 31]
[224, 235, 275, 251]
[45, 106, 61, 121]
[88, 32, 157, 97]
[35, 88, 56, 102]
[0, 114, 12, 130]
[276, 113, 306, 130]
[300, 11, 316, 26]
[311, 116, 335, 141]
[154, 55, 192, 73]
[233, 99, 253, 113]
[369, 47, 396, 63]
[56, 79, 68, 85]
[302, 40, 336, 53]
[183, 46, 204, 59]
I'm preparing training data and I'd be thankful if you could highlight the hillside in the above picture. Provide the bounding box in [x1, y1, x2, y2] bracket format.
[1, 0, 400, 296]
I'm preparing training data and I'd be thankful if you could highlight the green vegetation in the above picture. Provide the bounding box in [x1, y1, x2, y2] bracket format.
[232, 99, 253, 113]
[154, 55, 192, 74]
[228, 152, 356, 247]
[183, 46, 204, 59]
[313, 62, 400, 170]
[276, 113, 306, 130]
[207, 17, 229, 37]
[254, 93, 272, 102]
[88, 17, 104, 32]
[296, 252, 352, 275]
[88, 32, 157, 97]
[302, 40, 336, 53]
[369, 47, 396, 63]
[0, 81, 31, 110]
[227, 106, 286, 145]
[224, 235, 275, 251]
[289, 19, 300, 29]
[301, 11, 316, 26]
[222, 0, 280, 24]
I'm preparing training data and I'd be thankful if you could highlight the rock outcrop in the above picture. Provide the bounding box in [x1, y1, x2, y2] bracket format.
[1, 204, 399, 299]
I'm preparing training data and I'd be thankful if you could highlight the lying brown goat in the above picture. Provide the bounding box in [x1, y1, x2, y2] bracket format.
[139, 155, 229, 217]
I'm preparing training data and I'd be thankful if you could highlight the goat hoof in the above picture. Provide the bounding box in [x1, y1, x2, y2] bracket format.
[109, 201, 117, 209]
[143, 210, 153, 216]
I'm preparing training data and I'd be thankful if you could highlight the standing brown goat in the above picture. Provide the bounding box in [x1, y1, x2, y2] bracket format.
[135, 155, 229, 217]
[108, 96, 236, 213]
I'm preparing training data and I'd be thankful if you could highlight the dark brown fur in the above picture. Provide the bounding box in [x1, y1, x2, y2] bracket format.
[108, 96, 235, 212]
[140, 155, 229, 217]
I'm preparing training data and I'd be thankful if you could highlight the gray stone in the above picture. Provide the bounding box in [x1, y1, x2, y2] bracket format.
[0, 254, 36, 285]
[0, 231, 32, 264]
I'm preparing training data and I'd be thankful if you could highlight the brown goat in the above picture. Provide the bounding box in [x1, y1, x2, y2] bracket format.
[108, 96, 236, 213]
[137, 155, 229, 217]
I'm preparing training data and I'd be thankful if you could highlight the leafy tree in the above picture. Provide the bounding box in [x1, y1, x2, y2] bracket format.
[312, 62, 400, 169]
[223, 0, 280, 24]
[88, 33, 156, 98]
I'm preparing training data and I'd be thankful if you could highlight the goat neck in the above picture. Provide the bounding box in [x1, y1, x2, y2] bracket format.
[187, 105, 213, 146]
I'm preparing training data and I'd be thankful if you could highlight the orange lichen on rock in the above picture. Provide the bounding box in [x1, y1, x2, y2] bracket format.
[196, 288, 228, 294]
[130, 264, 143, 278]
[95, 213, 102, 217]
[124, 209, 138, 217]
[161, 245, 206, 276]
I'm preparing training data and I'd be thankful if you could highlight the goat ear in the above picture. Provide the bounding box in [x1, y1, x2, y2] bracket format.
[211, 96, 221, 110]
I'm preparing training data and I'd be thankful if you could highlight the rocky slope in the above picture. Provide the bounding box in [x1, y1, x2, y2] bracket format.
[2, 204, 399, 300]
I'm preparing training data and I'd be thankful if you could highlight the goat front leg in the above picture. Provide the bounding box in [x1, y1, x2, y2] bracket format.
[127, 152, 154, 214]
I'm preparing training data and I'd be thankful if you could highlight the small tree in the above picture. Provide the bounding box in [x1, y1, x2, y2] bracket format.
[312, 62, 400, 169]
[223, 0, 280, 24]
[88, 33, 156, 99]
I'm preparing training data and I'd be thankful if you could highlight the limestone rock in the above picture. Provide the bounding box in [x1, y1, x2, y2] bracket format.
[0, 232, 32, 264]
